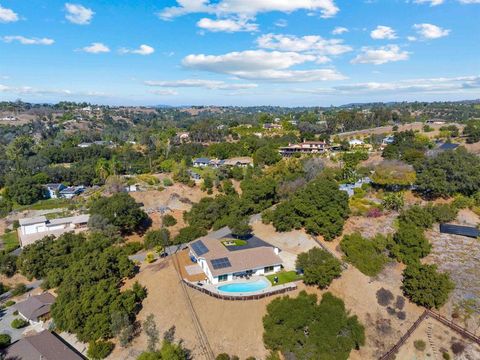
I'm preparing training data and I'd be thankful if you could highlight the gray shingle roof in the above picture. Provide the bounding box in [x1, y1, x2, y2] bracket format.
[4, 330, 85, 360]
[15, 293, 56, 322]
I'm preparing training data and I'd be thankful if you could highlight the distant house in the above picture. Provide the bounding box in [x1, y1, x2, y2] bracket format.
[45, 184, 66, 199]
[178, 132, 190, 142]
[209, 159, 225, 168]
[382, 135, 395, 146]
[426, 119, 446, 125]
[279, 141, 330, 157]
[426, 142, 460, 157]
[77, 141, 113, 148]
[0, 116, 17, 121]
[59, 186, 85, 199]
[189, 230, 282, 285]
[193, 158, 211, 168]
[188, 170, 201, 180]
[263, 123, 282, 130]
[3, 330, 85, 360]
[15, 292, 56, 325]
[339, 177, 372, 197]
[18, 214, 90, 247]
[222, 157, 253, 168]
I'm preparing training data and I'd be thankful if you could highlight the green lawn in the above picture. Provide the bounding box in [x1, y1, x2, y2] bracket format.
[13, 198, 71, 211]
[222, 239, 248, 247]
[266, 271, 303, 286]
[1, 231, 19, 253]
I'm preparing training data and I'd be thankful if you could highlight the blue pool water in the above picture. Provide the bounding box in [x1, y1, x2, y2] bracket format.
[217, 279, 270, 293]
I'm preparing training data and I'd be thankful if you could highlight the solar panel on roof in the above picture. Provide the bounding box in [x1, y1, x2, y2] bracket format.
[191, 240, 209, 256]
[211, 257, 232, 270]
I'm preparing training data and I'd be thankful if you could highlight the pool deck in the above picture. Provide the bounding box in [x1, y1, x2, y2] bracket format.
[183, 277, 298, 300]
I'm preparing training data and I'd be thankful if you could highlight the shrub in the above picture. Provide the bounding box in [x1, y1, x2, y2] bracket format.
[340, 233, 389, 276]
[0, 334, 11, 349]
[414, 340, 426, 351]
[452, 195, 475, 210]
[376, 288, 394, 307]
[398, 205, 434, 229]
[11, 283, 28, 296]
[429, 204, 458, 223]
[4, 300, 15, 307]
[87, 340, 115, 360]
[163, 178, 173, 187]
[451, 342, 465, 354]
[162, 214, 177, 227]
[145, 252, 155, 263]
[216, 354, 231, 360]
[144, 229, 170, 250]
[442, 351, 451, 360]
[402, 263, 454, 309]
[11, 318, 28, 329]
[366, 208, 383, 218]
[382, 192, 404, 211]
[389, 221, 431, 264]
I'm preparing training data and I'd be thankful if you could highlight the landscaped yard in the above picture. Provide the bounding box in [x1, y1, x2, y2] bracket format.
[266, 271, 302, 286]
[0, 231, 19, 253]
[222, 239, 248, 247]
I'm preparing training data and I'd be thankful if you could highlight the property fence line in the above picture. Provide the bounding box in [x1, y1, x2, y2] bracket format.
[379, 309, 480, 360]
[312, 236, 349, 269]
[378, 310, 429, 360]
[426, 310, 480, 346]
[172, 254, 215, 360]
[183, 280, 298, 301]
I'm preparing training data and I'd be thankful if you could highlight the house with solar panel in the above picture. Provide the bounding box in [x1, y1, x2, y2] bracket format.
[189, 228, 283, 285]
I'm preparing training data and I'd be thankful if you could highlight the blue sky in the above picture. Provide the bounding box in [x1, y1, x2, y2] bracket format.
[0, 0, 479, 106]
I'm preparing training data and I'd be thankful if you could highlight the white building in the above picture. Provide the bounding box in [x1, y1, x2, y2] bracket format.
[189, 229, 282, 285]
[18, 214, 89, 247]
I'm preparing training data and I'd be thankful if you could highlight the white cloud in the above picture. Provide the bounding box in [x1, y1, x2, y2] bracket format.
[291, 75, 480, 96]
[414, 0, 444, 6]
[413, 23, 450, 39]
[2, 36, 55, 45]
[182, 49, 346, 82]
[458, 0, 480, 3]
[65, 3, 94, 25]
[149, 89, 179, 96]
[145, 79, 258, 90]
[333, 75, 480, 93]
[197, 17, 258, 32]
[370, 25, 397, 40]
[0, 84, 108, 97]
[120, 44, 155, 55]
[80, 42, 110, 53]
[332, 26, 348, 35]
[0, 4, 18, 23]
[352, 45, 410, 65]
[256, 33, 352, 56]
[159, 0, 339, 20]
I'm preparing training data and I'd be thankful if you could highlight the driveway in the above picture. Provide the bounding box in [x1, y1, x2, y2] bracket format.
[0, 305, 33, 342]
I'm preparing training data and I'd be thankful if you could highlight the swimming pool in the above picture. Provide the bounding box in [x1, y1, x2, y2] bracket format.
[217, 278, 270, 293]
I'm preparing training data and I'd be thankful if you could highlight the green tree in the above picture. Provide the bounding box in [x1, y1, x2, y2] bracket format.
[162, 214, 177, 227]
[89, 193, 149, 234]
[253, 146, 281, 166]
[87, 340, 115, 360]
[463, 119, 480, 143]
[144, 229, 170, 250]
[143, 314, 159, 352]
[389, 222, 431, 264]
[296, 248, 342, 288]
[263, 291, 365, 360]
[340, 233, 389, 276]
[269, 178, 349, 240]
[415, 148, 480, 198]
[402, 263, 454, 309]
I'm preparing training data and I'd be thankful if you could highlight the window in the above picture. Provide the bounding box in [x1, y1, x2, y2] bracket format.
[264, 266, 274, 273]
[218, 275, 228, 282]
